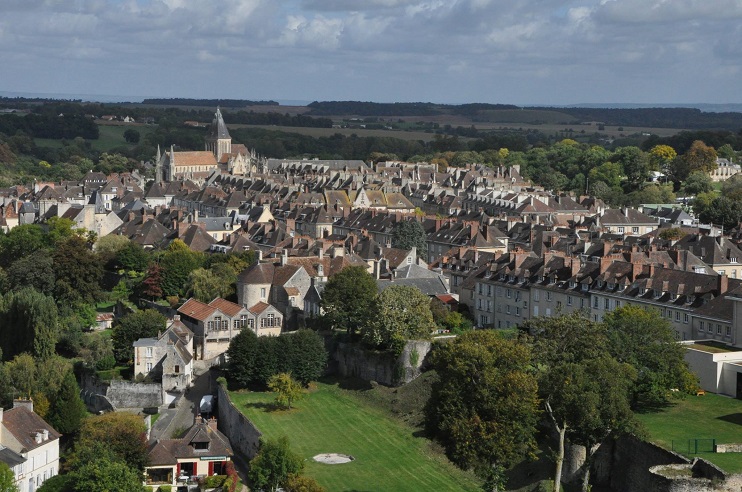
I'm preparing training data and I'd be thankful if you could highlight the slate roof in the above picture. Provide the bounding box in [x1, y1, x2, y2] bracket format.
[147, 419, 233, 466]
[2, 406, 61, 452]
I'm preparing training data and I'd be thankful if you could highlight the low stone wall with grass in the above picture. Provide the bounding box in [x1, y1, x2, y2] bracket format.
[332, 340, 431, 387]
[716, 443, 742, 453]
[216, 383, 262, 460]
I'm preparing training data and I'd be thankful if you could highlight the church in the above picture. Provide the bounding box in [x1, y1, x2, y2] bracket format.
[156, 108, 263, 183]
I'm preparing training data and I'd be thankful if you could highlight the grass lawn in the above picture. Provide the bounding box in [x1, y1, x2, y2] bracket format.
[229, 380, 480, 492]
[636, 393, 742, 473]
[35, 123, 155, 152]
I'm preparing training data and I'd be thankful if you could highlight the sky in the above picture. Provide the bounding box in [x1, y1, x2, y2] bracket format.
[2, 0, 742, 105]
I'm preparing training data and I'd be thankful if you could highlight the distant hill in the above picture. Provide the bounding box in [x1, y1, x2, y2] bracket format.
[141, 98, 279, 107]
[306, 101, 519, 117]
[554, 103, 742, 113]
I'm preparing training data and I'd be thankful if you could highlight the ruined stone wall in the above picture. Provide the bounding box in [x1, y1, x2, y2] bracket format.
[332, 340, 431, 386]
[216, 383, 262, 460]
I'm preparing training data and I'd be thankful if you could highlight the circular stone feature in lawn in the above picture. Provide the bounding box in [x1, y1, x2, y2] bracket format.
[313, 453, 355, 464]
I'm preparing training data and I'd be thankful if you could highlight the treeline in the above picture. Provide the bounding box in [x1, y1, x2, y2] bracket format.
[642, 129, 742, 154]
[0, 113, 99, 139]
[220, 110, 333, 128]
[141, 98, 279, 107]
[531, 106, 742, 130]
[307, 101, 518, 117]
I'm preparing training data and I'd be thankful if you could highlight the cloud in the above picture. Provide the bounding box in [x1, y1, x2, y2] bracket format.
[0, 0, 740, 104]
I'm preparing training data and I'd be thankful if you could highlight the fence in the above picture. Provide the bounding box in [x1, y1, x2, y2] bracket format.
[671, 438, 716, 454]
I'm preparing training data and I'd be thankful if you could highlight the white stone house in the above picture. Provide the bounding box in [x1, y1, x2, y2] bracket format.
[0, 400, 61, 492]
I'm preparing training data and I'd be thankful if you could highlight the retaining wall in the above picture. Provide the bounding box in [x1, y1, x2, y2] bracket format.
[79, 371, 162, 410]
[332, 340, 431, 386]
[216, 383, 262, 460]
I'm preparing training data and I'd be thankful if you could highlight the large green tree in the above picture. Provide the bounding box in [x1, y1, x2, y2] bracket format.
[111, 309, 166, 364]
[75, 412, 148, 472]
[391, 219, 427, 254]
[5, 249, 55, 295]
[362, 285, 434, 352]
[697, 196, 742, 230]
[426, 331, 540, 486]
[159, 240, 204, 297]
[682, 171, 713, 195]
[320, 266, 377, 337]
[0, 224, 46, 268]
[226, 329, 259, 388]
[48, 370, 88, 435]
[603, 305, 697, 409]
[248, 436, 304, 492]
[0, 287, 59, 360]
[52, 235, 103, 307]
[283, 329, 327, 385]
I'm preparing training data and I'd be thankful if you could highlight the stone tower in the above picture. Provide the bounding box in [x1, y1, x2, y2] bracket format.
[205, 107, 232, 161]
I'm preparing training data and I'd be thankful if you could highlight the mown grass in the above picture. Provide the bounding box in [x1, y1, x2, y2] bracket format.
[229, 380, 480, 492]
[636, 392, 742, 473]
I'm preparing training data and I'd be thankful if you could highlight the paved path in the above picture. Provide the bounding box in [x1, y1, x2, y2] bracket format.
[150, 364, 216, 440]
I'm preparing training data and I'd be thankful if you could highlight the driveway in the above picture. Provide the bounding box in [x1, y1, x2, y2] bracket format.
[151, 365, 216, 440]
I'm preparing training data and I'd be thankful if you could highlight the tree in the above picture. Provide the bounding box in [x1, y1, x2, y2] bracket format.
[111, 309, 166, 364]
[67, 453, 147, 492]
[524, 312, 612, 492]
[248, 436, 304, 492]
[53, 235, 103, 306]
[268, 373, 303, 410]
[682, 140, 718, 174]
[391, 219, 427, 254]
[187, 267, 233, 303]
[362, 285, 434, 352]
[542, 357, 636, 492]
[5, 353, 36, 398]
[658, 227, 684, 241]
[284, 474, 325, 492]
[721, 174, 742, 202]
[320, 266, 377, 337]
[426, 331, 540, 485]
[588, 161, 623, 189]
[283, 330, 327, 385]
[123, 128, 140, 144]
[76, 412, 148, 472]
[115, 241, 150, 272]
[0, 288, 59, 360]
[226, 329, 259, 388]
[648, 144, 677, 178]
[141, 263, 164, 299]
[613, 146, 650, 190]
[603, 305, 697, 410]
[0, 224, 46, 268]
[717, 143, 736, 162]
[698, 196, 742, 230]
[47, 370, 87, 435]
[682, 171, 713, 196]
[0, 462, 18, 492]
[159, 240, 204, 297]
[6, 249, 55, 295]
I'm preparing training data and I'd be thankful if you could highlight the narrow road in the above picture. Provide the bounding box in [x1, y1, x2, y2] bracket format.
[151, 364, 215, 440]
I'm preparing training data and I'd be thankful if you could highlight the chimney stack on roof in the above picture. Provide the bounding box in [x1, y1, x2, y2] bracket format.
[719, 274, 729, 295]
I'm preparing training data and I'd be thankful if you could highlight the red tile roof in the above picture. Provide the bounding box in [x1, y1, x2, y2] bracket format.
[208, 298, 244, 317]
[178, 298, 216, 321]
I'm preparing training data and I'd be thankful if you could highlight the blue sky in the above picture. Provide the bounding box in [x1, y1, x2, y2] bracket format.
[2, 0, 742, 105]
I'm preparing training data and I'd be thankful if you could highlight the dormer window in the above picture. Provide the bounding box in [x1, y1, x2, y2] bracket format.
[569, 280, 576, 288]
[640, 288, 646, 295]
[597, 280, 604, 288]
[581, 283, 589, 292]
[608, 283, 615, 290]
[193, 441, 209, 450]
[731, 257, 738, 263]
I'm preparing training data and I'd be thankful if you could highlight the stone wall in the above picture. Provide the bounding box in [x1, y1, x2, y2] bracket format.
[107, 380, 162, 408]
[216, 383, 262, 460]
[332, 340, 432, 387]
[79, 372, 162, 410]
[648, 459, 742, 492]
[592, 435, 690, 492]
[716, 443, 742, 453]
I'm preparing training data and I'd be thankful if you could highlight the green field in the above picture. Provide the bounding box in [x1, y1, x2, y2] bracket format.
[636, 393, 742, 473]
[229, 381, 480, 491]
[228, 123, 444, 142]
[35, 123, 155, 151]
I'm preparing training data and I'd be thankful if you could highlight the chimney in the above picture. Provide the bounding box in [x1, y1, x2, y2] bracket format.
[571, 257, 581, 276]
[318, 248, 324, 260]
[43, 429, 49, 440]
[600, 255, 614, 273]
[257, 249, 263, 262]
[13, 398, 33, 413]
[648, 263, 656, 278]
[719, 274, 729, 295]
[173, 315, 181, 321]
[435, 218, 442, 232]
[469, 224, 478, 240]
[373, 259, 380, 279]
[332, 246, 344, 258]
[281, 248, 288, 266]
[631, 261, 643, 281]
[208, 417, 218, 431]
